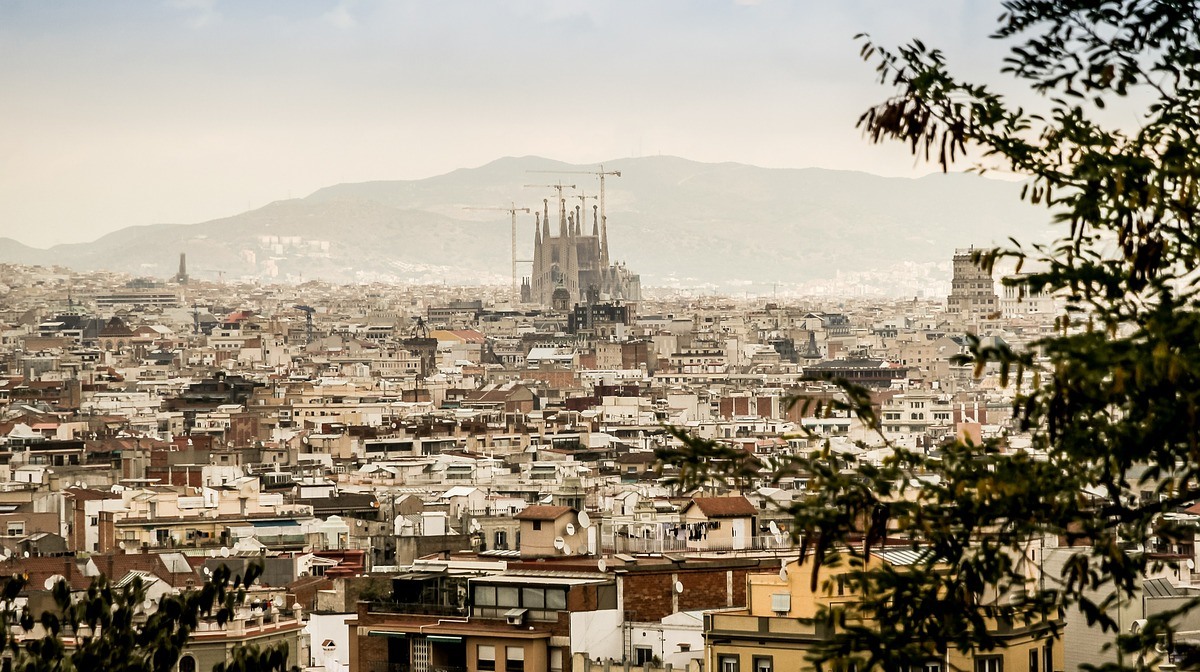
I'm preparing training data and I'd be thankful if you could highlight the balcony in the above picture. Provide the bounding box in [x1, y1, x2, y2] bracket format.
[366, 601, 467, 617]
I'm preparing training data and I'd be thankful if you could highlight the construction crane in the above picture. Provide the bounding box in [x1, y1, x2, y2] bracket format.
[294, 305, 315, 344]
[528, 165, 621, 264]
[523, 182, 576, 231]
[462, 203, 532, 305]
[573, 192, 598, 233]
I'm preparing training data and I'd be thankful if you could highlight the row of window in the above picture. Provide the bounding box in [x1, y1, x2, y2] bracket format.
[477, 644, 525, 672]
[473, 585, 568, 610]
[718, 646, 1050, 672]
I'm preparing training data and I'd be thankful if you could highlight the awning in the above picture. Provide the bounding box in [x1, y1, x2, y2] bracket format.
[426, 635, 462, 643]
[368, 631, 407, 638]
[251, 520, 300, 527]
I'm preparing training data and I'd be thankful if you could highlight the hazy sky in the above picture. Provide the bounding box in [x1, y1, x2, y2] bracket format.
[0, 0, 1011, 248]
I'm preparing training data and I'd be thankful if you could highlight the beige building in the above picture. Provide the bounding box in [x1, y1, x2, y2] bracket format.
[706, 549, 1062, 672]
[513, 505, 590, 559]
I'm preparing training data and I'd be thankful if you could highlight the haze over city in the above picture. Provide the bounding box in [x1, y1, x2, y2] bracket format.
[1, 0, 1013, 248]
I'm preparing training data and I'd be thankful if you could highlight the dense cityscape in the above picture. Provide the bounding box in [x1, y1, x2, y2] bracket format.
[0, 180, 1113, 672]
[7, 2, 1200, 672]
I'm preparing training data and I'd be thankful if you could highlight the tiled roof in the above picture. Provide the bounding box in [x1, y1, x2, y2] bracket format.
[514, 505, 573, 521]
[686, 496, 757, 518]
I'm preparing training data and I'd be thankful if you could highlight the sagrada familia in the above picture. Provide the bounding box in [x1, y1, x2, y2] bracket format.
[522, 197, 641, 310]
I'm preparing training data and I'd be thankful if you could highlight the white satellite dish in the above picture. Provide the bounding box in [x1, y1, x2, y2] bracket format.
[22, 552, 29, 559]
[768, 521, 780, 535]
[44, 575, 66, 590]
[1190, 559, 1196, 570]
[778, 566, 789, 582]
[220, 547, 230, 558]
[598, 559, 608, 572]
[774, 533, 784, 545]
[203, 567, 212, 576]
[142, 599, 154, 611]
[577, 545, 587, 556]
[209, 549, 218, 558]
[565, 523, 576, 536]
[562, 542, 572, 556]
[273, 596, 285, 608]
[553, 537, 565, 550]
[674, 581, 684, 594]
[117, 541, 125, 550]
[578, 511, 591, 529]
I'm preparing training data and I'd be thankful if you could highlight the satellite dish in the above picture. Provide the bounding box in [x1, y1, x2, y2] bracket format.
[565, 523, 576, 536]
[220, 547, 230, 558]
[562, 542, 572, 555]
[779, 566, 789, 582]
[22, 552, 29, 558]
[44, 575, 66, 590]
[118, 541, 125, 550]
[578, 511, 591, 529]
[577, 545, 587, 556]
[774, 533, 784, 545]
[1189, 559, 1196, 570]
[598, 559, 608, 572]
[209, 549, 218, 558]
[674, 581, 684, 594]
[203, 567, 212, 576]
[142, 599, 154, 611]
[553, 537, 565, 550]
[273, 596, 285, 608]
[768, 521, 780, 535]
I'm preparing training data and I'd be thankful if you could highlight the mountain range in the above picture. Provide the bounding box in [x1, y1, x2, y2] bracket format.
[0, 156, 1054, 291]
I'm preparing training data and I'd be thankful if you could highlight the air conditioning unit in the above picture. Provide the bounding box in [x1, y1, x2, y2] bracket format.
[505, 608, 527, 626]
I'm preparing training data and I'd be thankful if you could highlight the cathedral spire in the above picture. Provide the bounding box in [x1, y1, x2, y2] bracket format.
[542, 199, 551, 239]
[592, 205, 599, 237]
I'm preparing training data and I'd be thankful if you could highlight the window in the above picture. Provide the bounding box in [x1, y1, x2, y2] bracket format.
[635, 647, 654, 665]
[1043, 644, 1052, 672]
[522, 587, 545, 609]
[1029, 649, 1038, 672]
[179, 656, 196, 672]
[532, 521, 542, 531]
[5, 522, 23, 537]
[719, 656, 740, 672]
[506, 646, 524, 672]
[478, 645, 496, 672]
[545, 588, 567, 610]
[923, 663, 942, 672]
[475, 586, 496, 606]
[976, 657, 1003, 672]
[550, 648, 563, 672]
[494, 530, 507, 550]
[498, 586, 519, 607]
[754, 656, 773, 672]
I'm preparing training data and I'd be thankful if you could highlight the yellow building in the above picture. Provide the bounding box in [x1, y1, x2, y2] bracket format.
[705, 548, 1062, 672]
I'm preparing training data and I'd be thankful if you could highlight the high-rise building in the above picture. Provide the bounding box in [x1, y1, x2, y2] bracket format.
[946, 248, 997, 322]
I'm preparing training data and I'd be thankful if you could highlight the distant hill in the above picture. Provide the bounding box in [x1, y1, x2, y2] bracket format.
[0, 156, 1052, 289]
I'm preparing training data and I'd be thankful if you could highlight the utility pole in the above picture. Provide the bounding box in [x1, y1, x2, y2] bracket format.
[528, 166, 621, 264]
[463, 204, 532, 305]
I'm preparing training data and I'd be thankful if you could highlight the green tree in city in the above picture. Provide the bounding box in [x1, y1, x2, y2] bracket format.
[0, 562, 296, 672]
[661, 1, 1200, 669]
